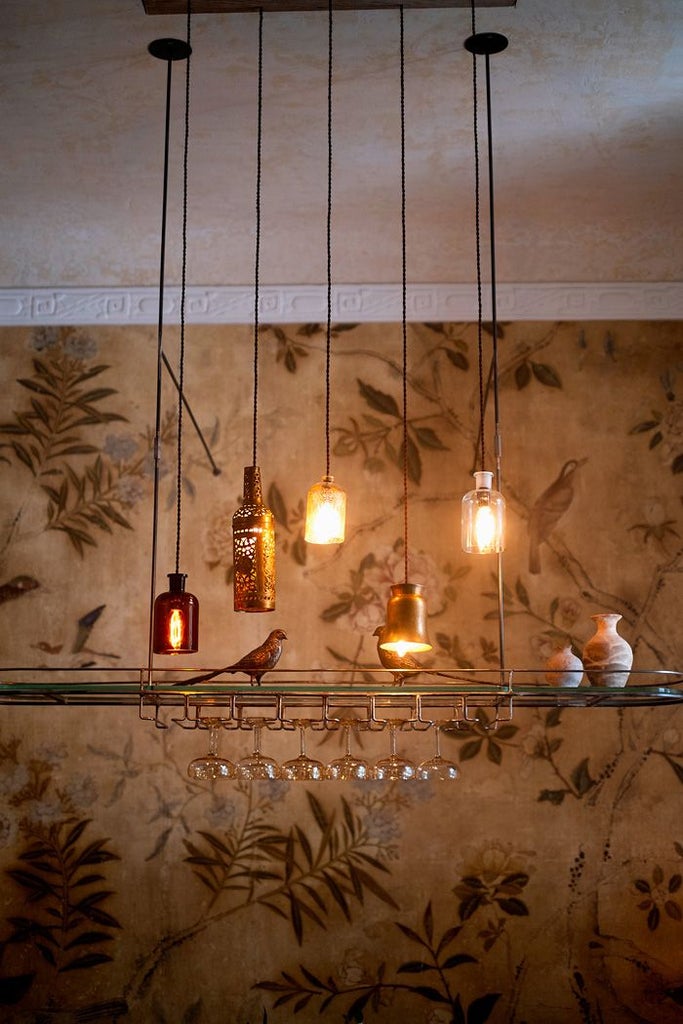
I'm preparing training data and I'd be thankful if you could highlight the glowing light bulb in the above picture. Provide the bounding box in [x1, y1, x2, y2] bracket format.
[169, 609, 183, 650]
[304, 475, 346, 544]
[474, 503, 496, 552]
[461, 470, 505, 554]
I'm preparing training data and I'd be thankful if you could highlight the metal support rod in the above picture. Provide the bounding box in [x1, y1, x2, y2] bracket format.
[483, 49, 506, 674]
[146, 38, 192, 688]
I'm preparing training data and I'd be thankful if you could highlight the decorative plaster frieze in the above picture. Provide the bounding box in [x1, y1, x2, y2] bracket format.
[0, 283, 680, 326]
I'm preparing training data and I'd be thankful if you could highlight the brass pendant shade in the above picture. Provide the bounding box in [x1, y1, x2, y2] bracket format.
[380, 583, 432, 656]
[232, 466, 276, 612]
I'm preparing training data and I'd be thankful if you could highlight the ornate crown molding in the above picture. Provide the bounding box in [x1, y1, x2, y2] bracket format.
[0, 282, 680, 326]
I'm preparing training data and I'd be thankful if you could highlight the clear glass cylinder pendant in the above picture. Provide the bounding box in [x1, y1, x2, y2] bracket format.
[461, 470, 505, 553]
[153, 572, 199, 654]
[232, 466, 276, 612]
[380, 582, 432, 656]
[304, 474, 346, 544]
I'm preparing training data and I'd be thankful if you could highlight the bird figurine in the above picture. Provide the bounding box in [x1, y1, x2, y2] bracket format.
[373, 627, 464, 685]
[186, 629, 287, 686]
[373, 626, 424, 685]
[528, 458, 586, 574]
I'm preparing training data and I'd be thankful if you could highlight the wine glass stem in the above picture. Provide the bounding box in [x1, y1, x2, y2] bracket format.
[299, 725, 306, 757]
[345, 724, 352, 757]
[253, 725, 261, 757]
[435, 726, 442, 758]
[208, 725, 219, 758]
[390, 725, 397, 757]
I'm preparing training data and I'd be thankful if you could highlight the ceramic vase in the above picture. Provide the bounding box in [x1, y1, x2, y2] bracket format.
[582, 612, 633, 688]
[544, 644, 584, 687]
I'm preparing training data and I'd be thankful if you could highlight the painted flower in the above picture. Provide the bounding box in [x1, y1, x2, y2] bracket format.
[453, 841, 533, 922]
[0, 763, 30, 796]
[31, 327, 60, 351]
[338, 947, 372, 987]
[63, 331, 98, 360]
[115, 475, 145, 508]
[104, 432, 139, 463]
[23, 798, 64, 825]
[63, 773, 98, 809]
[35, 743, 68, 764]
[362, 805, 401, 846]
[205, 794, 238, 830]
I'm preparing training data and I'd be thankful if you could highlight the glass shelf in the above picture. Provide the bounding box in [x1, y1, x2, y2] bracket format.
[0, 668, 681, 720]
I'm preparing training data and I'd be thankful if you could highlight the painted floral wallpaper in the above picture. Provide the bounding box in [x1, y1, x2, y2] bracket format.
[0, 318, 682, 1023]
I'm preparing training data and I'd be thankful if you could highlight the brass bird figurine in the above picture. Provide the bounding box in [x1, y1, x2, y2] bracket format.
[373, 626, 458, 685]
[185, 629, 287, 686]
[528, 458, 586, 574]
[373, 626, 424, 684]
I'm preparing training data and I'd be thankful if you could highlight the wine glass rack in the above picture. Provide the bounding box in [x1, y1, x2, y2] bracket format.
[0, 667, 681, 732]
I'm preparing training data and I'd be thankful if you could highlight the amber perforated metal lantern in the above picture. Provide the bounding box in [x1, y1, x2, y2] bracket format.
[380, 583, 432, 657]
[153, 573, 199, 654]
[461, 470, 505, 554]
[232, 466, 276, 612]
[304, 475, 346, 544]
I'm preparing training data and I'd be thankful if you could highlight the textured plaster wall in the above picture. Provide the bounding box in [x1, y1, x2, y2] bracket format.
[0, 318, 682, 1022]
[1, 0, 682, 289]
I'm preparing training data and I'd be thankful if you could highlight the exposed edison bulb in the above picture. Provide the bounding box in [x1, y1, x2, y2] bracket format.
[153, 572, 199, 654]
[169, 609, 184, 650]
[462, 470, 505, 554]
[304, 475, 346, 544]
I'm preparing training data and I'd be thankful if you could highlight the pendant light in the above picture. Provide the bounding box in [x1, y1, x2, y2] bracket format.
[461, 16, 507, 556]
[232, 9, 276, 613]
[148, 14, 199, 656]
[304, 0, 346, 545]
[379, 6, 431, 659]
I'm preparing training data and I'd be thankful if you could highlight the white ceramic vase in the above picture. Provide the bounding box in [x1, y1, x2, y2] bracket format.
[582, 612, 633, 688]
[544, 644, 584, 687]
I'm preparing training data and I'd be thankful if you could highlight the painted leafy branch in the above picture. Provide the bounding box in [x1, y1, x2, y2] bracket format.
[0, 339, 138, 555]
[261, 322, 359, 374]
[0, 350, 125, 478]
[445, 710, 519, 767]
[43, 454, 133, 555]
[4, 817, 121, 974]
[184, 790, 398, 945]
[255, 900, 500, 1022]
[333, 378, 448, 485]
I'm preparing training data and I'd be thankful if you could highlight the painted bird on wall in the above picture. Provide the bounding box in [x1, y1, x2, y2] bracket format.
[185, 629, 288, 686]
[528, 458, 586, 574]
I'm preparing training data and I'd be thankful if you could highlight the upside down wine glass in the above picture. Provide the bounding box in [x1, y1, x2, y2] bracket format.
[281, 722, 325, 781]
[236, 723, 280, 780]
[417, 726, 459, 780]
[374, 721, 416, 781]
[325, 723, 371, 780]
[187, 719, 235, 780]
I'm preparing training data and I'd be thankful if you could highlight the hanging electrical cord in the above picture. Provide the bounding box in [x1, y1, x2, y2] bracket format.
[463, 6, 509, 669]
[232, 7, 276, 613]
[378, 4, 432, 657]
[252, 6, 263, 469]
[175, 2, 192, 575]
[149, 6, 200, 655]
[303, 0, 346, 546]
[399, 2, 410, 586]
